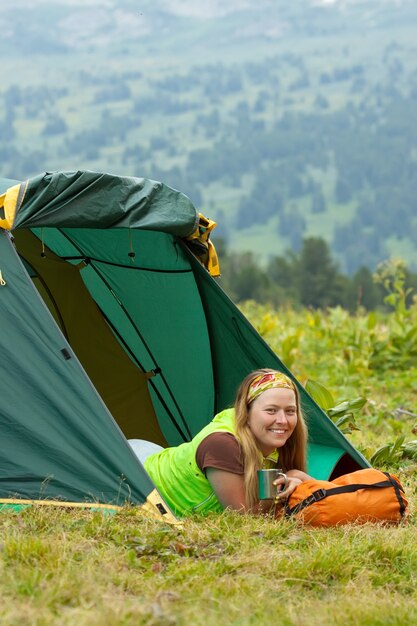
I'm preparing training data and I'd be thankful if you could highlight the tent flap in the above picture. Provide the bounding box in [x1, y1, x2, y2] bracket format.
[12, 171, 199, 236]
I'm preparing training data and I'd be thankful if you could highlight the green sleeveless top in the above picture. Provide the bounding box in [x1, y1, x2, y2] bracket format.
[144, 408, 237, 516]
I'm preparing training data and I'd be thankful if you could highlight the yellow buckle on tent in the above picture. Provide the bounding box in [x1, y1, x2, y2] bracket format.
[185, 213, 220, 277]
[141, 488, 182, 526]
[0, 184, 21, 230]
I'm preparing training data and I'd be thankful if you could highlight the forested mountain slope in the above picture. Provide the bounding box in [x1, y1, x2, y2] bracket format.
[1, 0, 416, 272]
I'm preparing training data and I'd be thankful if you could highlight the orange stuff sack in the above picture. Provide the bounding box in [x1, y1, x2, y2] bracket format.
[284, 469, 408, 527]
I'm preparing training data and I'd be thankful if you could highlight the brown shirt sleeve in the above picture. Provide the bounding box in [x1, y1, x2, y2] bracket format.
[195, 432, 244, 475]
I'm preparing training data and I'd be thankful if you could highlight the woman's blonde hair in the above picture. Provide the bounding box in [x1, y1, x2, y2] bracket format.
[234, 368, 308, 510]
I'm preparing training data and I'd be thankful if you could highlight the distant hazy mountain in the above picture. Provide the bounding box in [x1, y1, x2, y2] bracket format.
[2, 0, 415, 54]
[1, 0, 416, 272]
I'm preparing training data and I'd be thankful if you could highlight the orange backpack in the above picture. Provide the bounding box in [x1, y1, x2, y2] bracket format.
[283, 468, 408, 527]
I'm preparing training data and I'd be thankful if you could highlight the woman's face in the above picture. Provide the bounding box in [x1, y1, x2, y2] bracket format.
[247, 387, 298, 456]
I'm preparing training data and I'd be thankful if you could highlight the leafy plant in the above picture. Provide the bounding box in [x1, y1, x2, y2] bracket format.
[327, 398, 366, 434]
[370, 258, 417, 371]
[305, 379, 365, 434]
[370, 435, 406, 466]
[370, 436, 417, 467]
[402, 440, 417, 460]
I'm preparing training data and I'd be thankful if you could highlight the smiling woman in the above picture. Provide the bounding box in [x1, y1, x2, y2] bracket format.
[130, 369, 311, 517]
[231, 370, 310, 511]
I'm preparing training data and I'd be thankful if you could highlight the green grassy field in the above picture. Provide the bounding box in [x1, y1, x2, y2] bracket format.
[1, 505, 416, 626]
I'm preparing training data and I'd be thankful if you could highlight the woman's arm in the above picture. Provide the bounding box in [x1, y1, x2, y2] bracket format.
[287, 469, 311, 481]
[206, 468, 247, 512]
[206, 468, 312, 513]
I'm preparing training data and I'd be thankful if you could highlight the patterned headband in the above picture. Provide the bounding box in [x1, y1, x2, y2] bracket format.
[247, 372, 295, 404]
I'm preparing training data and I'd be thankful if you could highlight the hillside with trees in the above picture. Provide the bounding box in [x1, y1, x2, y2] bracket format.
[216, 237, 417, 311]
[1, 0, 416, 274]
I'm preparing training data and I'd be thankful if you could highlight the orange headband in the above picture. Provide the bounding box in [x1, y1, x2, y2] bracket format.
[247, 372, 295, 404]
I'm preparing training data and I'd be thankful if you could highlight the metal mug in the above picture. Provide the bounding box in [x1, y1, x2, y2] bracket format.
[257, 469, 287, 500]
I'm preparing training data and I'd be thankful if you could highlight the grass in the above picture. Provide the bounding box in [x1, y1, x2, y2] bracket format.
[1, 502, 416, 626]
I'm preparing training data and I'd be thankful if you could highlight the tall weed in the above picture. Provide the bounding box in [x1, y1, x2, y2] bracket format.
[370, 258, 417, 371]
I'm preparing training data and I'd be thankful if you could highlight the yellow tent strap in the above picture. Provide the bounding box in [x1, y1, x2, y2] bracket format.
[0, 498, 123, 511]
[0, 183, 24, 230]
[185, 213, 220, 277]
[0, 493, 181, 526]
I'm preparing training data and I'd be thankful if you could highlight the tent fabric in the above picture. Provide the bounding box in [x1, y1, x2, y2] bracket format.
[0, 230, 155, 505]
[0, 170, 369, 514]
[24, 225, 215, 446]
[13, 229, 167, 446]
[11, 171, 199, 236]
[307, 444, 346, 481]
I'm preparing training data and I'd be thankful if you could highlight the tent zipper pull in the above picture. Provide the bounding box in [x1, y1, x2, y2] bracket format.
[0, 270, 6, 286]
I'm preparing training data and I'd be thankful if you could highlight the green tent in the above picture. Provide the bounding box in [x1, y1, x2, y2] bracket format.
[0, 170, 369, 519]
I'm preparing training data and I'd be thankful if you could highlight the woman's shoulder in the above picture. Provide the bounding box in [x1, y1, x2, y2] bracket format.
[200, 431, 240, 448]
[196, 432, 244, 475]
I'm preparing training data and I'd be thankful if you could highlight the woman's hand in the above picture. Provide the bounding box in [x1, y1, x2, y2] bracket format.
[273, 469, 311, 503]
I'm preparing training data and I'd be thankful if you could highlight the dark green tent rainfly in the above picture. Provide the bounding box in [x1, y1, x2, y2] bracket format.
[0, 171, 369, 519]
